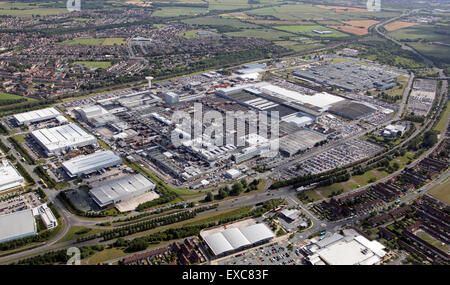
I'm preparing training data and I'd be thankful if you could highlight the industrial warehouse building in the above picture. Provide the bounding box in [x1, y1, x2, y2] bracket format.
[328, 101, 377, 120]
[0, 160, 24, 193]
[89, 174, 156, 208]
[0, 209, 37, 243]
[31, 123, 98, 156]
[303, 231, 387, 265]
[201, 219, 275, 257]
[13, 107, 61, 126]
[279, 129, 327, 157]
[62, 150, 122, 178]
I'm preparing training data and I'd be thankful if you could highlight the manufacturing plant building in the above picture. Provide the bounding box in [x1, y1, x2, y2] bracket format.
[0, 209, 37, 243]
[62, 150, 123, 178]
[303, 231, 387, 265]
[13, 107, 61, 126]
[0, 203, 58, 243]
[31, 123, 98, 156]
[201, 219, 275, 257]
[0, 160, 24, 193]
[89, 174, 156, 208]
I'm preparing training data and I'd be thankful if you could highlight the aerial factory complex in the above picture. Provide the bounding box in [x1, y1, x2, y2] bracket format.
[0, 0, 448, 268]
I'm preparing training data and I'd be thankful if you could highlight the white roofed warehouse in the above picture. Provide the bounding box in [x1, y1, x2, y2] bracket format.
[200, 219, 275, 257]
[0, 160, 25, 193]
[0, 209, 37, 243]
[13, 107, 61, 126]
[62, 150, 122, 178]
[31, 123, 98, 156]
[89, 174, 156, 208]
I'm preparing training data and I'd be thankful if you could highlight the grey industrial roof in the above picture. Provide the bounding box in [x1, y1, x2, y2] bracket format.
[62, 150, 122, 176]
[13, 107, 60, 124]
[32, 123, 96, 153]
[203, 223, 275, 255]
[280, 129, 327, 155]
[316, 233, 344, 248]
[0, 209, 37, 243]
[89, 174, 155, 207]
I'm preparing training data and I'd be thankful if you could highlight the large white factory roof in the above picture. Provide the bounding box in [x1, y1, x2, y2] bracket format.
[13, 107, 60, 125]
[62, 150, 122, 177]
[259, 83, 345, 109]
[89, 174, 156, 208]
[0, 160, 24, 192]
[0, 209, 37, 243]
[31, 123, 97, 155]
[307, 234, 386, 265]
[202, 222, 275, 256]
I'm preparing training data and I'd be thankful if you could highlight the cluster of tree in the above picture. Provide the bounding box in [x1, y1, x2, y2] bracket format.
[378, 92, 402, 103]
[405, 114, 425, 123]
[271, 168, 348, 189]
[13, 245, 104, 265]
[0, 139, 10, 153]
[0, 123, 8, 135]
[248, 199, 284, 217]
[15, 162, 35, 185]
[0, 99, 56, 117]
[0, 98, 27, 106]
[206, 179, 260, 202]
[33, 166, 56, 188]
[102, 211, 198, 241]
[8, 136, 35, 165]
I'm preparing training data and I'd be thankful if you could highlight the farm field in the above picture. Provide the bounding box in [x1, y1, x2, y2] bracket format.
[330, 20, 379, 35]
[182, 16, 259, 29]
[152, 7, 208, 17]
[60, 37, 126, 46]
[407, 42, 450, 64]
[226, 28, 292, 41]
[389, 25, 450, 44]
[246, 4, 400, 22]
[384, 21, 418, 31]
[0, 2, 67, 17]
[74, 61, 112, 69]
[275, 25, 348, 37]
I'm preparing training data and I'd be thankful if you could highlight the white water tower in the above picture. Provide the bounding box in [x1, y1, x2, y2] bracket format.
[145, 76, 154, 89]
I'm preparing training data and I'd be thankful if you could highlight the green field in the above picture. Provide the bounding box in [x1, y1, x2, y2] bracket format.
[429, 177, 450, 205]
[176, 30, 216, 39]
[58, 226, 105, 243]
[0, 2, 67, 17]
[226, 28, 292, 41]
[247, 3, 400, 22]
[152, 7, 208, 17]
[60, 37, 126, 46]
[434, 100, 450, 133]
[183, 16, 259, 29]
[275, 25, 348, 37]
[389, 25, 450, 45]
[0, 92, 31, 102]
[74, 61, 112, 69]
[407, 42, 450, 64]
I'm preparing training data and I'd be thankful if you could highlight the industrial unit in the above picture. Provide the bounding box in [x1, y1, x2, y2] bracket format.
[31, 123, 98, 156]
[0, 209, 37, 243]
[201, 220, 275, 257]
[0, 160, 24, 193]
[303, 232, 386, 265]
[279, 129, 327, 157]
[13, 107, 61, 126]
[62, 150, 123, 178]
[89, 174, 156, 208]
